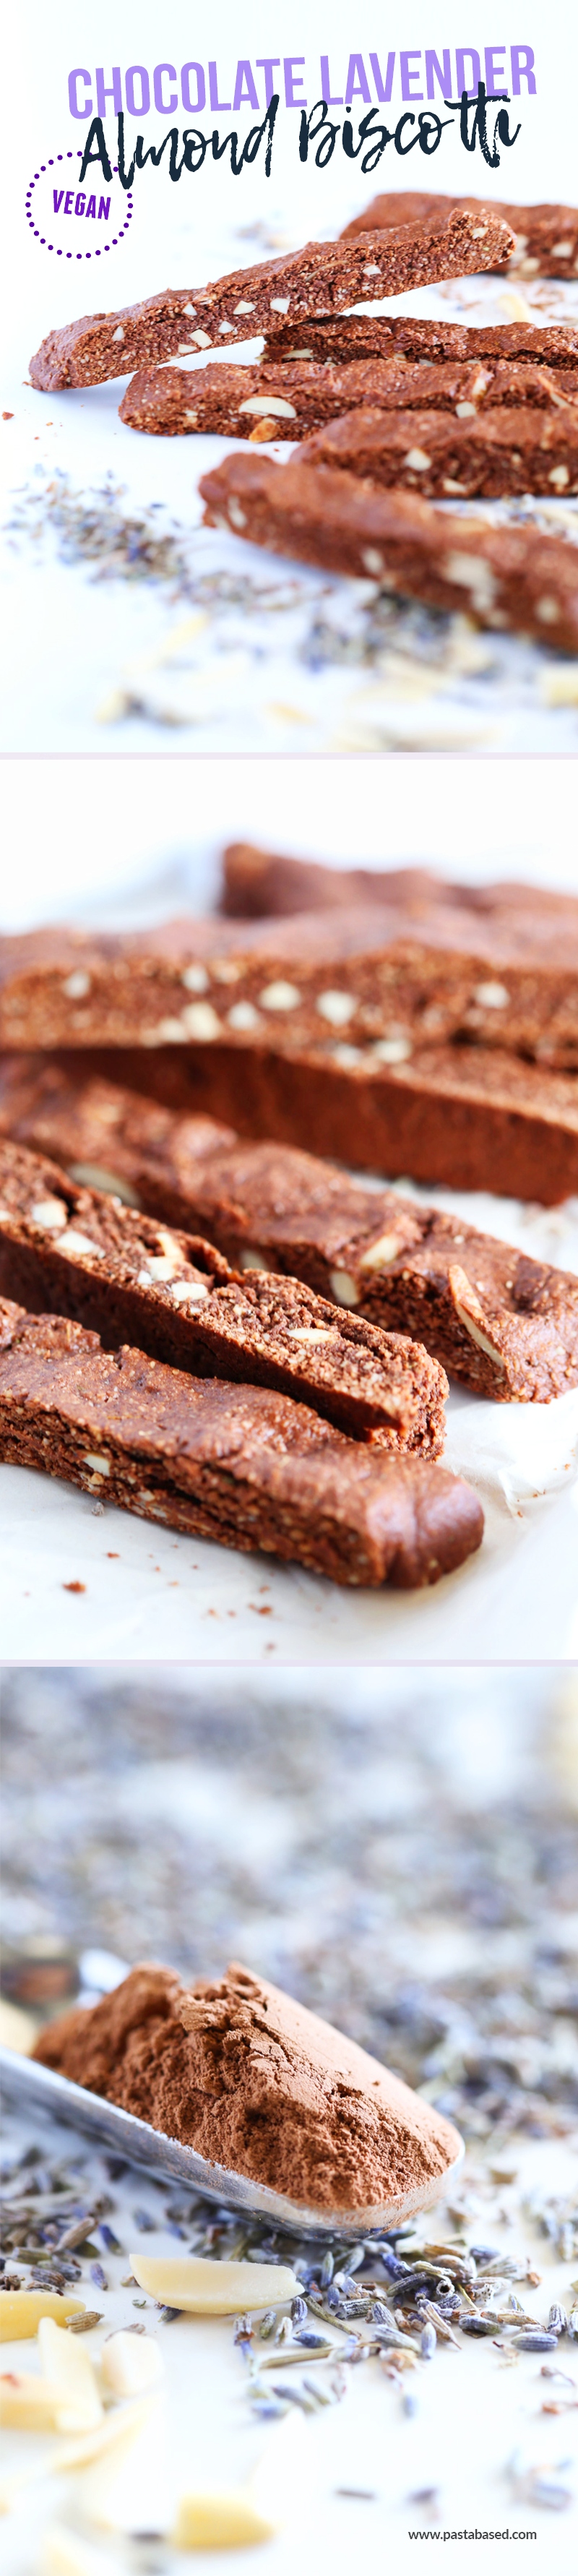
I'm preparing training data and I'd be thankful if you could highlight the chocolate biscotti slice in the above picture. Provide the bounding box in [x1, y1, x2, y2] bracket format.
[29, 1038, 575, 1206]
[0, 1300, 483, 1588]
[219, 844, 578, 927]
[220, 846, 446, 917]
[119, 353, 578, 441]
[302, 404, 578, 500]
[264, 316, 578, 369]
[30, 210, 514, 391]
[4, 1068, 578, 1403]
[2, 893, 578, 1066]
[199, 451, 578, 655]
[342, 191, 578, 280]
[0, 1138, 448, 1451]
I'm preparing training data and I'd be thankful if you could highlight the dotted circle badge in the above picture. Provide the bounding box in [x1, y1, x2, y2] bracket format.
[25, 151, 133, 259]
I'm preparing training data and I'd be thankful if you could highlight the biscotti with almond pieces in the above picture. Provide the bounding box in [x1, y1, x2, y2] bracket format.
[119, 354, 578, 439]
[30, 209, 514, 390]
[341, 190, 578, 280]
[264, 315, 578, 369]
[0, 1137, 449, 1453]
[0, 1299, 483, 1588]
[1, 898, 578, 1065]
[301, 404, 578, 500]
[199, 451, 578, 655]
[301, 404, 578, 499]
[2, 1064, 577, 1401]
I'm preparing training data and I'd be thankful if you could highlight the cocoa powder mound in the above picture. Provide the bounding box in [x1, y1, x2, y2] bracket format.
[33, 1961, 460, 2213]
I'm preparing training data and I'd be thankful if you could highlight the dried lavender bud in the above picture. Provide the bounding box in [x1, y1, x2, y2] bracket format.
[514, 2330, 559, 2351]
[66, 2310, 103, 2333]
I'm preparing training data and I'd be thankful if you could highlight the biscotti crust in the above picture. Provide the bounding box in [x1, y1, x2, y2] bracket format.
[199, 452, 578, 656]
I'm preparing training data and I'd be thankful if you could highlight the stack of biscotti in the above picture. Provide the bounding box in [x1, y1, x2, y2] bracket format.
[1, 873, 578, 1201]
[0, 1135, 490, 1588]
[1, 1064, 577, 1404]
[0, 1135, 450, 1451]
[191, 211, 578, 613]
[0, 1295, 483, 1587]
[30, 208, 578, 643]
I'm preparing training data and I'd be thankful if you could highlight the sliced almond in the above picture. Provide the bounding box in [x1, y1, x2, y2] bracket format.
[0, 2373, 77, 2431]
[289, 1326, 335, 1343]
[259, 980, 301, 1012]
[329, 1268, 360, 1308]
[315, 989, 356, 1026]
[100, 2332, 163, 2397]
[448, 1264, 506, 1368]
[0, 2395, 157, 2517]
[0, 1996, 38, 2052]
[30, 1198, 68, 1231]
[69, 1165, 139, 1206]
[173, 2491, 277, 2548]
[57, 1229, 102, 1259]
[0, 2291, 85, 2340]
[38, 2318, 102, 2429]
[129, 2254, 297, 2314]
[239, 395, 297, 418]
[358, 1232, 402, 1273]
[169, 1279, 210, 1305]
[180, 1001, 222, 1040]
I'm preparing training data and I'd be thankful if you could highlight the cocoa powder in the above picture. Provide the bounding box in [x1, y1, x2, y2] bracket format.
[33, 1961, 460, 2212]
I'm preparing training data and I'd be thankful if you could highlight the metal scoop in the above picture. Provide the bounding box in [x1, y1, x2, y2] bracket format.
[0, 2044, 464, 2242]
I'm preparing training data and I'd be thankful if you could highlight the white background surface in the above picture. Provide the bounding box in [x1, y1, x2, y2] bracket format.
[1, 761, 577, 1663]
[2, 5, 578, 757]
